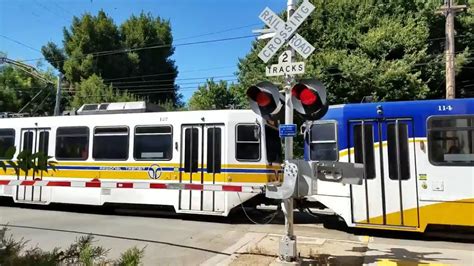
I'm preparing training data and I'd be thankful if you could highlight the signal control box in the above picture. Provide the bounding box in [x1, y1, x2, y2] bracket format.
[265, 160, 364, 199]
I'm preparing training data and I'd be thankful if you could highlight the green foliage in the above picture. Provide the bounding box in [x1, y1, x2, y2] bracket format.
[1, 147, 57, 181]
[0, 57, 57, 115]
[117, 246, 145, 266]
[71, 74, 138, 108]
[236, 0, 474, 104]
[62, 235, 109, 265]
[188, 79, 237, 110]
[0, 229, 144, 265]
[42, 10, 182, 107]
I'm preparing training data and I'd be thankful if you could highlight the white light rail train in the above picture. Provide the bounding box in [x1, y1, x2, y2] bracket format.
[0, 102, 282, 216]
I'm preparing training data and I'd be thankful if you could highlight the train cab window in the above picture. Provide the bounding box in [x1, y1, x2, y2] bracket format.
[207, 127, 222, 173]
[236, 124, 260, 161]
[310, 122, 338, 161]
[0, 129, 15, 159]
[265, 125, 282, 163]
[56, 127, 89, 160]
[387, 123, 410, 180]
[134, 126, 172, 160]
[93, 127, 129, 160]
[428, 116, 474, 166]
[353, 124, 376, 179]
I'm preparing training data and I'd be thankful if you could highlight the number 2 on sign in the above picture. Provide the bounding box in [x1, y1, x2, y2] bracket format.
[438, 105, 453, 111]
[281, 52, 289, 63]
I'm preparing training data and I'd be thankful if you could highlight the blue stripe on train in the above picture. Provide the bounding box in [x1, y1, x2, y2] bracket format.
[44, 165, 276, 174]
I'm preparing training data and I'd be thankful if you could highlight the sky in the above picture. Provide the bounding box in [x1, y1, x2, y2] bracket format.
[0, 0, 287, 102]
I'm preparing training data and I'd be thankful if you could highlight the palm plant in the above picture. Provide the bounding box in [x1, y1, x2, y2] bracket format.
[0, 147, 16, 174]
[0, 147, 57, 180]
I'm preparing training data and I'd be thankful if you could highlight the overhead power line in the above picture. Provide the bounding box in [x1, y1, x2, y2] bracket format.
[108, 74, 237, 85]
[103, 65, 237, 81]
[19, 34, 254, 63]
[0, 34, 42, 53]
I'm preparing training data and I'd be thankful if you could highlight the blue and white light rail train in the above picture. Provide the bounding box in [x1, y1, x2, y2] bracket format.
[304, 98, 474, 232]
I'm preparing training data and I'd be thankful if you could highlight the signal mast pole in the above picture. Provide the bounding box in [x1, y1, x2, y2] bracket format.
[281, 0, 297, 262]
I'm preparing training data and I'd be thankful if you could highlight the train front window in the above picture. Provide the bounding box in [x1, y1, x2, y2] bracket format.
[236, 124, 260, 161]
[134, 126, 172, 160]
[56, 127, 89, 160]
[93, 127, 129, 160]
[428, 116, 474, 166]
[310, 122, 338, 161]
[0, 129, 15, 159]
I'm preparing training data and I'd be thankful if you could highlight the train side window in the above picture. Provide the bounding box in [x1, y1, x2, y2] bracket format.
[134, 126, 172, 160]
[265, 125, 282, 163]
[353, 124, 375, 179]
[207, 127, 222, 173]
[236, 124, 261, 161]
[22, 131, 34, 153]
[387, 123, 410, 180]
[0, 129, 15, 159]
[38, 131, 50, 155]
[310, 122, 338, 161]
[93, 127, 129, 160]
[56, 127, 89, 160]
[428, 115, 474, 166]
[184, 128, 199, 173]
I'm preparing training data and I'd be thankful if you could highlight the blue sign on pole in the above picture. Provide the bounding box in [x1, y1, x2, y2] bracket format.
[279, 124, 297, 137]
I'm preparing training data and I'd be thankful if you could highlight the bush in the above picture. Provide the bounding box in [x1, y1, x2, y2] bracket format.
[0, 227, 145, 265]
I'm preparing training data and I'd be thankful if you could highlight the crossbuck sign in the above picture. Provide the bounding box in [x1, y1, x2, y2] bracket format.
[258, 0, 315, 63]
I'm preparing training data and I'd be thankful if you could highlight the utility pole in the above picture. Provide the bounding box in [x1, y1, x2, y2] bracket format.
[281, 0, 297, 263]
[438, 0, 467, 99]
[54, 73, 62, 116]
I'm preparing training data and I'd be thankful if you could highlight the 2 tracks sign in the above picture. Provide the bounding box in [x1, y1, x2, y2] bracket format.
[257, 0, 316, 78]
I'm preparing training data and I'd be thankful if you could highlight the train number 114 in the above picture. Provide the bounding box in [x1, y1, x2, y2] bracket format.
[438, 105, 453, 111]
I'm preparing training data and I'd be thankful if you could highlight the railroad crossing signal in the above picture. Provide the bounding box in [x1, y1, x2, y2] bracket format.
[257, 0, 316, 63]
[246, 78, 328, 122]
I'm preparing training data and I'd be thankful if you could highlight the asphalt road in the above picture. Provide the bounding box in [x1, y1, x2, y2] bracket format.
[0, 201, 472, 265]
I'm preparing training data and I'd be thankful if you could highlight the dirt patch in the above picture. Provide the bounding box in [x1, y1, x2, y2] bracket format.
[229, 235, 366, 266]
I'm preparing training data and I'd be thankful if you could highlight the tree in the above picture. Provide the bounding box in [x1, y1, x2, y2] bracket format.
[42, 11, 182, 107]
[188, 80, 236, 110]
[70, 74, 138, 109]
[235, 0, 474, 104]
[120, 13, 180, 105]
[0, 54, 57, 115]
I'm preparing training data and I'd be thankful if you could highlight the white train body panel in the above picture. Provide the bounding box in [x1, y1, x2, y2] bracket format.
[0, 109, 282, 216]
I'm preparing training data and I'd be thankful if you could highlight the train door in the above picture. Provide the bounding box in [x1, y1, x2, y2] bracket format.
[349, 119, 419, 228]
[17, 128, 50, 202]
[179, 124, 224, 212]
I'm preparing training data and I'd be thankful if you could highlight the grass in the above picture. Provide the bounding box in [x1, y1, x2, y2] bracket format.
[0, 227, 145, 265]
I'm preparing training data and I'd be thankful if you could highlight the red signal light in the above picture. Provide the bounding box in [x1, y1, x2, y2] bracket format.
[256, 91, 272, 107]
[292, 84, 317, 106]
[299, 88, 317, 105]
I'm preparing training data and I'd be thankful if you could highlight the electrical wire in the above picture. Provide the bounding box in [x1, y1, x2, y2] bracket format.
[0, 34, 42, 53]
[103, 65, 236, 81]
[237, 193, 280, 225]
[20, 34, 254, 63]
